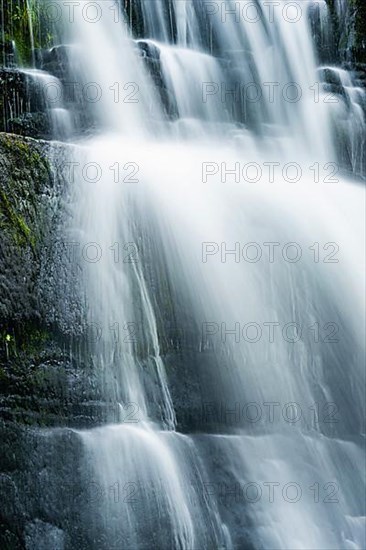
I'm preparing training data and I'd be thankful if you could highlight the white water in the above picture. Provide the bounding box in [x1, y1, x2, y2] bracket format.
[323, 66, 366, 177]
[14, 68, 73, 137]
[57, 1, 365, 548]
[25, 0, 36, 67]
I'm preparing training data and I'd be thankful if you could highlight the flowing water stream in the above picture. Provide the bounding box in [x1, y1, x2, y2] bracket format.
[28, 1, 366, 548]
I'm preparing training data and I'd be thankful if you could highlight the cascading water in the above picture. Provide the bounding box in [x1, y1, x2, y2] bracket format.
[25, 0, 36, 66]
[30, 0, 366, 548]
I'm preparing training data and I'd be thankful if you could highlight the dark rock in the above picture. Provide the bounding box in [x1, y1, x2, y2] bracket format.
[24, 520, 65, 550]
[38, 45, 74, 82]
[0, 41, 18, 68]
[0, 133, 129, 427]
[135, 40, 161, 61]
[8, 113, 52, 140]
[0, 69, 54, 139]
[327, 0, 366, 64]
[0, 421, 87, 549]
[317, 66, 343, 86]
[0, 133, 57, 320]
[307, 1, 339, 64]
[133, 41, 178, 118]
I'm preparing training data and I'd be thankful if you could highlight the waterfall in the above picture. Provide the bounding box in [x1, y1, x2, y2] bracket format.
[25, 0, 36, 66]
[41, 0, 366, 548]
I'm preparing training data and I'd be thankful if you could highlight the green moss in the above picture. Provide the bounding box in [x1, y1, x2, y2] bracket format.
[1, 134, 50, 177]
[0, 190, 35, 248]
[3, 0, 55, 65]
[20, 327, 50, 354]
[0, 134, 51, 250]
[0, 324, 52, 373]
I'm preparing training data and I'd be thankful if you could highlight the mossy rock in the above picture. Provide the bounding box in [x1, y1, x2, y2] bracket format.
[0, 133, 51, 250]
[0, 134, 115, 426]
[0, 132, 60, 328]
[1, 0, 55, 65]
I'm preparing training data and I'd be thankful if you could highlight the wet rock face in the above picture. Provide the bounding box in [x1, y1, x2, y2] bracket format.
[135, 40, 178, 119]
[35, 45, 94, 135]
[0, 69, 50, 138]
[0, 69, 71, 140]
[36, 45, 73, 82]
[0, 134, 104, 428]
[0, 133, 61, 425]
[7, 112, 52, 140]
[0, 133, 127, 429]
[309, 2, 338, 65]
[24, 520, 65, 550]
[0, 422, 85, 550]
[0, 133, 57, 322]
[0, 48, 90, 141]
[327, 0, 366, 64]
[0, 134, 118, 548]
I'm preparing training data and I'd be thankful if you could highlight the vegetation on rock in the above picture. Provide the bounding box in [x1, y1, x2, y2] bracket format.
[1, 0, 54, 65]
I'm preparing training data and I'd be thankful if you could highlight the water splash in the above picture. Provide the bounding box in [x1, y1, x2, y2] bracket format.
[52, 1, 366, 548]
